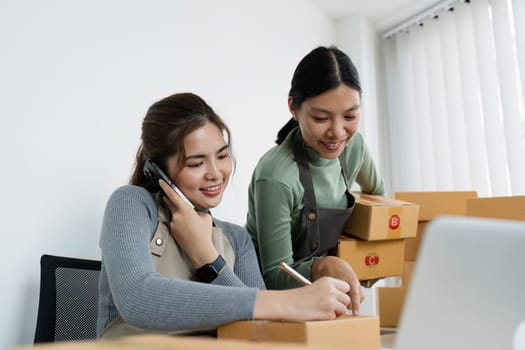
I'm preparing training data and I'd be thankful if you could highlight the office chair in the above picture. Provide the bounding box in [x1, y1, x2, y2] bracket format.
[34, 254, 101, 343]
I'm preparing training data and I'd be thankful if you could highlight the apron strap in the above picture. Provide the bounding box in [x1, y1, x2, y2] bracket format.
[290, 129, 354, 266]
[292, 130, 318, 216]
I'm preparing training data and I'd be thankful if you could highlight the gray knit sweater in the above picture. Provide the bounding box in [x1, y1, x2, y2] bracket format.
[96, 185, 265, 336]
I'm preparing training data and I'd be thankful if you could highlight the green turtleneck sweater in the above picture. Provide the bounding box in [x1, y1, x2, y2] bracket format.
[246, 129, 384, 289]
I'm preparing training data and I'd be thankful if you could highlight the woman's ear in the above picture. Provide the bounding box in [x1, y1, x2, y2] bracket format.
[287, 96, 297, 120]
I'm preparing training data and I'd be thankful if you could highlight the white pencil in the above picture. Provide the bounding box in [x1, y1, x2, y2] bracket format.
[278, 262, 312, 286]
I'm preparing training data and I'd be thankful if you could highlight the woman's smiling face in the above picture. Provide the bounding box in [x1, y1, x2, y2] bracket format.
[166, 122, 232, 211]
[290, 84, 361, 159]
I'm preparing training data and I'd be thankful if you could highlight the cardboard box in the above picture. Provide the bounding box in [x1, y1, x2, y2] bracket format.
[376, 287, 408, 328]
[394, 191, 477, 221]
[404, 221, 429, 261]
[401, 261, 415, 287]
[466, 196, 525, 221]
[338, 236, 405, 280]
[344, 193, 419, 240]
[218, 316, 380, 350]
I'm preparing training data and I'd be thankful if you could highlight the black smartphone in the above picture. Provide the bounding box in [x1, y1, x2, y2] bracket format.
[143, 159, 194, 208]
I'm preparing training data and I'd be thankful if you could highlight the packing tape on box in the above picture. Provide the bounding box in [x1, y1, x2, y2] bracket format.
[387, 207, 403, 239]
[249, 321, 270, 341]
[356, 197, 407, 206]
[353, 192, 408, 205]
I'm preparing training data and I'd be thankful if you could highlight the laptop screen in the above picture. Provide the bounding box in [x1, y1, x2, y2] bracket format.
[395, 216, 525, 350]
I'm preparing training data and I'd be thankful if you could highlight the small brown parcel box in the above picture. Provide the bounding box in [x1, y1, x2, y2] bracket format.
[338, 235, 405, 280]
[466, 195, 525, 221]
[394, 191, 477, 221]
[344, 193, 419, 240]
[218, 316, 380, 350]
[376, 287, 408, 328]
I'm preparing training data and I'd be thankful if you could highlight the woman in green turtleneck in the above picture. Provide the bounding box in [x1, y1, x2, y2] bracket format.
[246, 46, 385, 316]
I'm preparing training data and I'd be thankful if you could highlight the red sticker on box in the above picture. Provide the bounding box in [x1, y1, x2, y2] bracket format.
[365, 255, 379, 266]
[388, 214, 400, 230]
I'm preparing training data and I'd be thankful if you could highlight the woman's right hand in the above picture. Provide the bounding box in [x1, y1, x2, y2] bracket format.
[254, 277, 350, 321]
[159, 180, 218, 268]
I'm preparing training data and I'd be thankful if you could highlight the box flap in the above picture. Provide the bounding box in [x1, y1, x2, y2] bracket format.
[353, 192, 417, 207]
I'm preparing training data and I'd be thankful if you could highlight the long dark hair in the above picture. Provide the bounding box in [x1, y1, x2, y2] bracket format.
[276, 46, 362, 144]
[130, 92, 232, 192]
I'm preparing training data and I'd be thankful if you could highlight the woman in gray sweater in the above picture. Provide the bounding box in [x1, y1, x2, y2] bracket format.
[97, 92, 351, 338]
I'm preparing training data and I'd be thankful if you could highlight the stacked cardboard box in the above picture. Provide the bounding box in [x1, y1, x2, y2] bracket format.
[218, 316, 381, 350]
[466, 195, 525, 221]
[338, 193, 419, 281]
[338, 236, 405, 281]
[376, 191, 478, 327]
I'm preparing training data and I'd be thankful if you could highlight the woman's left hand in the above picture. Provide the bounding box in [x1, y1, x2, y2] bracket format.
[159, 180, 218, 268]
[311, 256, 364, 315]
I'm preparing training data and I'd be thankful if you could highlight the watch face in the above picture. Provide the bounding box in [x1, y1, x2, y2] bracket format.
[197, 266, 216, 283]
[196, 255, 225, 283]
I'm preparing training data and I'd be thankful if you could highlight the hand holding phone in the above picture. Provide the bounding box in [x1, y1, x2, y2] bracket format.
[143, 159, 194, 209]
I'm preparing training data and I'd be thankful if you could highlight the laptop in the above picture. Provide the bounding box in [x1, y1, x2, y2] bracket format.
[394, 216, 525, 350]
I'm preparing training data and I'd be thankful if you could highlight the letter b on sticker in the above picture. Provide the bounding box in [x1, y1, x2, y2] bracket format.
[388, 214, 400, 230]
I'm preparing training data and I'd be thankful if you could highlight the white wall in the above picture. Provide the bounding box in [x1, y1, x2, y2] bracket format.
[0, 2, 380, 349]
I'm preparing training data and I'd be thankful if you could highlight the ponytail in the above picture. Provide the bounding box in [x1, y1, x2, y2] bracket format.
[275, 118, 298, 145]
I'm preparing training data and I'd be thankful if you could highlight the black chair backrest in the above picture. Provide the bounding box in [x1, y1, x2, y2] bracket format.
[34, 254, 101, 343]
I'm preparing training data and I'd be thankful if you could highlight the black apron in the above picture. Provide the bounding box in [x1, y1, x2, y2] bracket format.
[291, 129, 355, 266]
